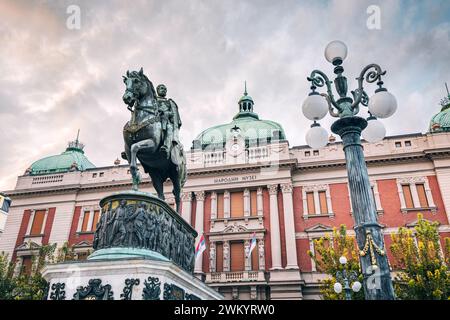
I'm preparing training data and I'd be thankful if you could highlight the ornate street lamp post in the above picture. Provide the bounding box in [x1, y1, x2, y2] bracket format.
[301, 41, 396, 300]
[333, 256, 362, 300]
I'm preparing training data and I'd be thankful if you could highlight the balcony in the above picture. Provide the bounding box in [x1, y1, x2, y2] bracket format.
[205, 271, 266, 283]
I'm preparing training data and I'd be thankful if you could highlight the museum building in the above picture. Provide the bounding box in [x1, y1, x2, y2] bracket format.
[1, 89, 450, 300]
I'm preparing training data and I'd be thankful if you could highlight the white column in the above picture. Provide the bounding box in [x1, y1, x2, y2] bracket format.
[424, 178, 436, 207]
[268, 184, 282, 269]
[396, 180, 406, 210]
[223, 241, 230, 272]
[40, 209, 49, 235]
[243, 188, 250, 217]
[181, 192, 192, 224]
[302, 188, 309, 217]
[194, 191, 205, 273]
[309, 239, 316, 272]
[224, 190, 231, 218]
[372, 181, 383, 211]
[258, 239, 265, 270]
[410, 183, 420, 208]
[244, 240, 251, 271]
[209, 241, 216, 272]
[257, 187, 263, 216]
[210, 192, 217, 219]
[26, 210, 35, 235]
[313, 191, 321, 214]
[281, 183, 299, 269]
[87, 210, 94, 231]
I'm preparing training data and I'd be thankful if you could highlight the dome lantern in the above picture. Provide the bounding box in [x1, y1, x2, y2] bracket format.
[429, 83, 450, 133]
[193, 85, 286, 150]
[235, 81, 258, 120]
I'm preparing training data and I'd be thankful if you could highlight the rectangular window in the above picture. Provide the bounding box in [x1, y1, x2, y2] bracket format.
[217, 193, 224, 219]
[230, 192, 244, 218]
[416, 184, 429, 208]
[318, 191, 328, 214]
[305, 151, 310, 157]
[21, 256, 33, 276]
[402, 185, 414, 209]
[230, 242, 244, 272]
[92, 173, 97, 178]
[395, 141, 402, 148]
[99, 172, 104, 177]
[77, 252, 89, 261]
[92, 210, 100, 231]
[30, 210, 46, 235]
[81, 211, 90, 232]
[306, 192, 315, 215]
[250, 190, 258, 216]
[313, 150, 319, 156]
[216, 243, 223, 272]
[405, 140, 412, 147]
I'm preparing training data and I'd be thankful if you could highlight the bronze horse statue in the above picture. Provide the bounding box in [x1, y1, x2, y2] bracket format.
[121, 68, 186, 212]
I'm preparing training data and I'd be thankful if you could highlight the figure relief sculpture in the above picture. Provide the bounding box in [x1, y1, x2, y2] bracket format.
[111, 200, 127, 246]
[121, 68, 186, 212]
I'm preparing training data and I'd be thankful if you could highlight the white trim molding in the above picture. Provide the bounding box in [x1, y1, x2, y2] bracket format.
[396, 176, 436, 213]
[301, 184, 334, 219]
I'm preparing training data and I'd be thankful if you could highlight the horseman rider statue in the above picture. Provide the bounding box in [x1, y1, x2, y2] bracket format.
[156, 84, 182, 158]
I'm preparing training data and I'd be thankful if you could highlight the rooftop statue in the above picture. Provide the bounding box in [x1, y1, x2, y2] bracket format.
[121, 68, 186, 212]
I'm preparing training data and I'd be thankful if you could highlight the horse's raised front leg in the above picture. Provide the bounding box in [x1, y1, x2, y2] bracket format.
[129, 139, 155, 190]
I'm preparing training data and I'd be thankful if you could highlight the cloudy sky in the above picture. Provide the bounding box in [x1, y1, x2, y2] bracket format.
[0, 0, 449, 191]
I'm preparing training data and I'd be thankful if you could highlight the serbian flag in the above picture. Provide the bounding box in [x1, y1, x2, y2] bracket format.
[195, 234, 206, 260]
[249, 232, 257, 255]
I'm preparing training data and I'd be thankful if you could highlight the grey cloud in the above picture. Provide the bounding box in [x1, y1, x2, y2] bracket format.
[0, 0, 449, 190]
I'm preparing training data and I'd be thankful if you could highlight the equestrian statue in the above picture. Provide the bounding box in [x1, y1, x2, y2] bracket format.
[121, 68, 186, 212]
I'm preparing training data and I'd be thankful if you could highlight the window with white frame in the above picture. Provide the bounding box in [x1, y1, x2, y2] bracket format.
[77, 208, 101, 233]
[397, 177, 436, 212]
[348, 180, 383, 214]
[302, 185, 333, 217]
[26, 209, 48, 236]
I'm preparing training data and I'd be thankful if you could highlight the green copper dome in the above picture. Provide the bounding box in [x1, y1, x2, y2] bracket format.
[28, 139, 96, 175]
[429, 90, 450, 133]
[193, 86, 286, 149]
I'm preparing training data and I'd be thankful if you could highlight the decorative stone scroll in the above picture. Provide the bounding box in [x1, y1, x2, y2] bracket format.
[92, 190, 198, 273]
[73, 279, 114, 300]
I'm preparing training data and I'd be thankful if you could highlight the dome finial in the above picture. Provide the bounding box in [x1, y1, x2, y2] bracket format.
[67, 129, 85, 151]
[440, 82, 450, 110]
[244, 81, 248, 96]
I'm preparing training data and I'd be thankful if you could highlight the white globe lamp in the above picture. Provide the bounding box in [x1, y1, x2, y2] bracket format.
[306, 123, 328, 149]
[324, 40, 348, 64]
[352, 281, 362, 293]
[302, 93, 328, 121]
[368, 90, 397, 118]
[339, 256, 348, 265]
[333, 282, 343, 294]
[362, 116, 386, 143]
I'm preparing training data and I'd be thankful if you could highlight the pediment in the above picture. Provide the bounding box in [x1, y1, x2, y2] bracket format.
[73, 240, 92, 248]
[304, 223, 333, 233]
[406, 218, 439, 228]
[15, 241, 41, 251]
[223, 224, 248, 233]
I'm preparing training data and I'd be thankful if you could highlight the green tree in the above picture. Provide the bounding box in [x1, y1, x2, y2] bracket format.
[0, 252, 16, 299]
[0, 242, 79, 300]
[308, 225, 364, 300]
[390, 213, 450, 300]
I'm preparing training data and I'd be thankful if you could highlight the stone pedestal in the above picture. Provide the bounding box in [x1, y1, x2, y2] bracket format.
[42, 258, 222, 300]
[42, 190, 222, 300]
